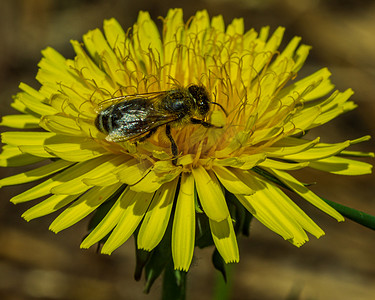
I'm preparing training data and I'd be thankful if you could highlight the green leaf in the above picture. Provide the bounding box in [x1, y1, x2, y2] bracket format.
[134, 247, 151, 282]
[242, 211, 253, 237]
[143, 210, 173, 294]
[213, 257, 235, 300]
[225, 189, 253, 236]
[212, 248, 227, 282]
[196, 214, 214, 248]
[144, 241, 171, 294]
[161, 262, 187, 300]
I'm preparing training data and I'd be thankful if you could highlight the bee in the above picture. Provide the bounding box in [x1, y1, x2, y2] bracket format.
[95, 84, 226, 165]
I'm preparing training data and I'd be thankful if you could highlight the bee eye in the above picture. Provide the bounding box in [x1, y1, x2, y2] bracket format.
[197, 99, 209, 115]
[189, 85, 210, 116]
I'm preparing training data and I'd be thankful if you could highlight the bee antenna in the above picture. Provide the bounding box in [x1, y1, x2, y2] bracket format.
[210, 101, 228, 117]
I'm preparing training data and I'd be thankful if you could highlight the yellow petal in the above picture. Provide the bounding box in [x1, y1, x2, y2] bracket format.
[279, 68, 334, 103]
[188, 10, 210, 36]
[129, 169, 163, 193]
[81, 187, 130, 249]
[10, 155, 110, 203]
[235, 178, 295, 240]
[18, 82, 46, 101]
[192, 166, 229, 222]
[254, 174, 325, 241]
[213, 153, 266, 169]
[103, 19, 136, 83]
[172, 173, 195, 271]
[134, 11, 163, 73]
[233, 170, 323, 246]
[16, 91, 57, 116]
[269, 169, 344, 221]
[44, 139, 108, 162]
[252, 27, 285, 75]
[212, 165, 254, 194]
[259, 158, 309, 170]
[309, 156, 373, 175]
[1, 131, 55, 146]
[226, 18, 244, 35]
[50, 183, 122, 233]
[283, 106, 321, 134]
[237, 190, 310, 246]
[266, 137, 319, 157]
[311, 89, 355, 127]
[83, 28, 126, 85]
[116, 158, 153, 185]
[101, 190, 155, 254]
[0, 115, 40, 129]
[270, 36, 301, 68]
[137, 179, 178, 250]
[0, 160, 74, 187]
[39, 115, 85, 136]
[22, 194, 79, 221]
[83, 172, 119, 186]
[103, 18, 126, 49]
[209, 216, 239, 263]
[162, 9, 185, 81]
[258, 26, 270, 42]
[48, 94, 80, 118]
[36, 47, 75, 94]
[0, 145, 45, 167]
[51, 155, 127, 195]
[281, 140, 351, 161]
[10, 97, 28, 113]
[211, 15, 225, 32]
[18, 145, 55, 158]
[72, 39, 112, 86]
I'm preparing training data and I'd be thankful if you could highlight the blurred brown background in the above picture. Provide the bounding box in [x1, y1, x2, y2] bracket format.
[0, 0, 374, 299]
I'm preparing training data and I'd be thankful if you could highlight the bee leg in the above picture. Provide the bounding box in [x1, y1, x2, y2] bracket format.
[165, 124, 178, 165]
[138, 127, 158, 142]
[190, 118, 223, 128]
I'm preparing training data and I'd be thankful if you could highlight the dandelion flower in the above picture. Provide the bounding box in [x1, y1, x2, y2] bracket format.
[0, 9, 372, 274]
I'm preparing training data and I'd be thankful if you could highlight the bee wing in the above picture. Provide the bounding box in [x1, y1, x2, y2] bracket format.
[105, 102, 179, 142]
[96, 91, 168, 112]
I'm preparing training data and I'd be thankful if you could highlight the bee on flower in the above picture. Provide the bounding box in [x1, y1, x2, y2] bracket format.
[0, 8, 372, 284]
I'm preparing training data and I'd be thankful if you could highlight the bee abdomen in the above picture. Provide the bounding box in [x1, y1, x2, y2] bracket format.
[95, 101, 148, 140]
[95, 106, 115, 134]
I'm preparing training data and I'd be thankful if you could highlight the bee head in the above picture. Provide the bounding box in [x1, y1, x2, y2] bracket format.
[188, 85, 227, 117]
[188, 85, 210, 117]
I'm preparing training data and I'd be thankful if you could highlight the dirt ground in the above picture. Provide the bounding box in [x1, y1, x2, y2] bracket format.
[0, 1, 374, 299]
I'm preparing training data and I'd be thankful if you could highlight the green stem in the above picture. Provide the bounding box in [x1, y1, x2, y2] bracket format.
[321, 197, 375, 230]
[162, 262, 187, 300]
[213, 263, 234, 300]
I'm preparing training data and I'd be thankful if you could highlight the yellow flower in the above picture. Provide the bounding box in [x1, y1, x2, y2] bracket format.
[0, 9, 372, 272]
